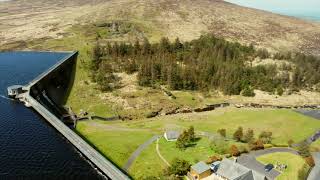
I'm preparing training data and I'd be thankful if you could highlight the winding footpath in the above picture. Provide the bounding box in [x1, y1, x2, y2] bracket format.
[123, 135, 161, 171]
[156, 138, 171, 167]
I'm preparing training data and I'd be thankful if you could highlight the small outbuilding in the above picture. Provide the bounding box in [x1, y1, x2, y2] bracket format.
[164, 130, 180, 141]
[189, 161, 212, 180]
[7, 85, 23, 98]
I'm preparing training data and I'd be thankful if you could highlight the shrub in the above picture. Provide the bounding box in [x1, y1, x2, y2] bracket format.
[230, 145, 240, 156]
[238, 144, 249, 154]
[288, 139, 294, 147]
[249, 139, 264, 151]
[242, 86, 255, 97]
[206, 155, 222, 164]
[298, 142, 311, 158]
[264, 144, 273, 149]
[217, 129, 226, 138]
[259, 131, 272, 144]
[233, 127, 243, 142]
[305, 156, 315, 167]
[276, 86, 284, 96]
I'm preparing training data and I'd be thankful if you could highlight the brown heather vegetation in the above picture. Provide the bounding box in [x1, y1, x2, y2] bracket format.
[1, 0, 320, 56]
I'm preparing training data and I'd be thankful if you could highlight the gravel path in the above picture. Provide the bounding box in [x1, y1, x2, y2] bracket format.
[156, 138, 170, 167]
[123, 135, 160, 171]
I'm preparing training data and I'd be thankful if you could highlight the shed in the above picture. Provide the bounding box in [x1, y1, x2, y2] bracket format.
[7, 85, 23, 98]
[164, 130, 180, 141]
[189, 161, 212, 180]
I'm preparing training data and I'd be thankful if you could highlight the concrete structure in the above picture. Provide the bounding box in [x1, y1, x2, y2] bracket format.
[10, 51, 129, 180]
[164, 130, 180, 141]
[7, 85, 23, 98]
[189, 161, 212, 180]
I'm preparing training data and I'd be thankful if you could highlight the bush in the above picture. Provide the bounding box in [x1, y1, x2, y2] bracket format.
[264, 144, 273, 149]
[259, 131, 272, 144]
[305, 156, 315, 167]
[238, 144, 249, 154]
[217, 129, 226, 137]
[230, 145, 240, 157]
[205, 155, 222, 164]
[242, 87, 255, 97]
[288, 139, 294, 147]
[249, 139, 264, 151]
[276, 86, 284, 96]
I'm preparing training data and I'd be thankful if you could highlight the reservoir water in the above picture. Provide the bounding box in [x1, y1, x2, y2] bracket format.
[0, 52, 102, 179]
[225, 0, 320, 22]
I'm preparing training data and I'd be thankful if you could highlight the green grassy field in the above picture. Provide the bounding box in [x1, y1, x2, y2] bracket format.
[115, 108, 320, 145]
[76, 121, 155, 167]
[75, 108, 320, 178]
[257, 152, 308, 180]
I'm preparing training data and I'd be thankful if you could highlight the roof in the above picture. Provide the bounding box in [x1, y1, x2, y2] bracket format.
[216, 159, 266, 180]
[165, 130, 180, 140]
[191, 161, 210, 174]
[7, 85, 23, 89]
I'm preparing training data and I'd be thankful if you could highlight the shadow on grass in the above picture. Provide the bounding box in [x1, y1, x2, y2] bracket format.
[74, 130, 133, 179]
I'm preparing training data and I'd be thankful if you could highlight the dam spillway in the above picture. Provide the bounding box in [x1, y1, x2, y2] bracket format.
[2, 51, 129, 179]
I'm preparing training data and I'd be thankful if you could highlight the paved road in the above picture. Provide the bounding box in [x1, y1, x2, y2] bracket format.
[237, 148, 298, 180]
[308, 152, 320, 180]
[295, 109, 320, 120]
[123, 135, 161, 171]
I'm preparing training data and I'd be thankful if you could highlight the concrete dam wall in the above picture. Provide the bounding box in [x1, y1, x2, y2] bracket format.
[20, 51, 129, 180]
[29, 52, 77, 117]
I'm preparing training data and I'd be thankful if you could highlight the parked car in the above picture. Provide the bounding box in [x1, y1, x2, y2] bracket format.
[265, 164, 274, 172]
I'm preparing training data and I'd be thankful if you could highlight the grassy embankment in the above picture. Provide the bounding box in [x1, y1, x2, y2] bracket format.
[257, 152, 308, 180]
[76, 108, 320, 178]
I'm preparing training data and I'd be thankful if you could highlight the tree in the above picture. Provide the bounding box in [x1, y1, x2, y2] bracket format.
[243, 129, 255, 143]
[206, 155, 222, 164]
[176, 130, 188, 150]
[217, 129, 226, 138]
[187, 126, 195, 142]
[229, 145, 240, 156]
[259, 131, 272, 144]
[210, 138, 228, 154]
[164, 158, 191, 177]
[233, 127, 243, 142]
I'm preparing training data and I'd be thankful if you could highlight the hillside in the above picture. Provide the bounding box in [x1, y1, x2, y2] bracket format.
[1, 0, 320, 55]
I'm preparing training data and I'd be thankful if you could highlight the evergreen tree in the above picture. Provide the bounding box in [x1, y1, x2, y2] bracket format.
[233, 126, 243, 142]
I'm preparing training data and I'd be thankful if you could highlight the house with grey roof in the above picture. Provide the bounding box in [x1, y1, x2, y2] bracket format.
[215, 159, 268, 180]
[164, 130, 180, 141]
[188, 161, 212, 180]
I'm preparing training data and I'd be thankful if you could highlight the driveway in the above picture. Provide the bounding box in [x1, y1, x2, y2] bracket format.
[237, 148, 298, 179]
[123, 135, 161, 171]
[308, 152, 320, 180]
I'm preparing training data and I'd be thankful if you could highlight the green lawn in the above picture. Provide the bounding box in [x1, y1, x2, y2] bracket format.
[116, 108, 320, 145]
[76, 121, 154, 167]
[129, 142, 166, 179]
[257, 152, 308, 180]
[158, 136, 216, 164]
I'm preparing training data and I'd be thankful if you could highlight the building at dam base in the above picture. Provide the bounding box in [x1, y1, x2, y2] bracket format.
[5, 51, 129, 179]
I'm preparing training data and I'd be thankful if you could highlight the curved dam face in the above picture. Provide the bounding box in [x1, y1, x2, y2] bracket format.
[29, 52, 77, 118]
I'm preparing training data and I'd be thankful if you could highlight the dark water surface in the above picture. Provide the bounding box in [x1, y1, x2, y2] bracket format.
[0, 52, 101, 179]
